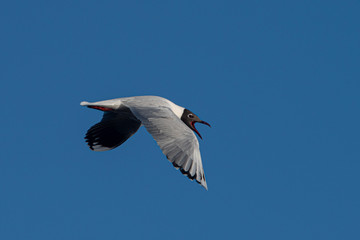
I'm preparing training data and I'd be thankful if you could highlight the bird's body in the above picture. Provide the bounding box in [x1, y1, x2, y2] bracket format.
[81, 96, 210, 190]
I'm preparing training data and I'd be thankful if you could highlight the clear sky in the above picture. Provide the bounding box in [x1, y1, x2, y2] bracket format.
[1, 1, 359, 239]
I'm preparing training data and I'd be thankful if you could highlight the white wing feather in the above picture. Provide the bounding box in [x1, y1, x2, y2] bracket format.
[127, 105, 208, 190]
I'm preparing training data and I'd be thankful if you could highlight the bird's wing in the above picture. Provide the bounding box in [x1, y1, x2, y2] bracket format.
[129, 106, 208, 190]
[85, 106, 141, 151]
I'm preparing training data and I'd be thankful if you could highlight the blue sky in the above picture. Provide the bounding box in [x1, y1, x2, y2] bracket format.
[1, 1, 360, 239]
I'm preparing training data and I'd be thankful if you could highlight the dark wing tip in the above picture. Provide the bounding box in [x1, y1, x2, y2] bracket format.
[172, 162, 207, 190]
[84, 111, 141, 152]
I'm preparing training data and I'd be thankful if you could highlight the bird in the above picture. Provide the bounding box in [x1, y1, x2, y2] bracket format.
[80, 96, 211, 190]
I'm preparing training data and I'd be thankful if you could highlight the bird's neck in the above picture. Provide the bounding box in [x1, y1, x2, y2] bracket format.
[167, 100, 185, 119]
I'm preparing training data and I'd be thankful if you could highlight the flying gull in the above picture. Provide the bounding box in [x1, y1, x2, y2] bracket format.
[80, 96, 210, 190]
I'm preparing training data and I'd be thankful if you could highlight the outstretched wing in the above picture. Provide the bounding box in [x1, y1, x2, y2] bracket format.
[85, 106, 141, 151]
[129, 106, 208, 190]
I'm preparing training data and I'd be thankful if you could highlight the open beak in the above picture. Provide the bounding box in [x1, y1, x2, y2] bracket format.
[200, 120, 211, 127]
[191, 120, 211, 140]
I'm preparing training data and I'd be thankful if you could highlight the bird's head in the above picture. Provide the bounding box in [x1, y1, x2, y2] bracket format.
[181, 109, 211, 139]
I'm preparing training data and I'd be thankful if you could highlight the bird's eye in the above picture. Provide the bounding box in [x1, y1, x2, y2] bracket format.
[188, 114, 194, 119]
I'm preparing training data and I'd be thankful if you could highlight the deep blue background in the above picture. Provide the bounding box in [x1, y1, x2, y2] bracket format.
[1, 1, 359, 239]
